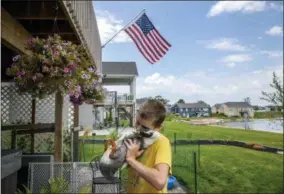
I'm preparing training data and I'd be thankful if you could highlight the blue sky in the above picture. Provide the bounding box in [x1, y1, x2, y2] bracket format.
[93, 1, 283, 106]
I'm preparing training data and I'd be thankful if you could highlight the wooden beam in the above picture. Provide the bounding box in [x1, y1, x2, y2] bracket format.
[17, 127, 55, 135]
[54, 92, 63, 162]
[31, 32, 74, 36]
[1, 7, 32, 54]
[1, 123, 55, 131]
[15, 16, 66, 20]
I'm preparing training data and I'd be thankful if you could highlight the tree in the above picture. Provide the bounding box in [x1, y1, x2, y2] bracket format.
[154, 95, 169, 105]
[261, 72, 283, 125]
[197, 100, 205, 104]
[177, 99, 185, 103]
[244, 97, 251, 104]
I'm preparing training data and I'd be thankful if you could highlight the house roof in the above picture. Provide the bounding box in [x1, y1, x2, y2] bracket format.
[174, 102, 210, 109]
[213, 103, 222, 108]
[223, 102, 253, 108]
[102, 62, 138, 76]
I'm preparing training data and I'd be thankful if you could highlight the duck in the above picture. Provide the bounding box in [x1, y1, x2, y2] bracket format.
[99, 126, 160, 180]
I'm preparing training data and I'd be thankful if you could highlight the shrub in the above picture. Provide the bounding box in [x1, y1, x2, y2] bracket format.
[254, 111, 282, 119]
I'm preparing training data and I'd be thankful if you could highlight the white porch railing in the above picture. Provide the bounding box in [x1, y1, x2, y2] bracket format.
[102, 92, 135, 105]
[60, 1, 102, 72]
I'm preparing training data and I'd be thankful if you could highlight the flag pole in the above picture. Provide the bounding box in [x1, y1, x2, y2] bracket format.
[101, 9, 146, 49]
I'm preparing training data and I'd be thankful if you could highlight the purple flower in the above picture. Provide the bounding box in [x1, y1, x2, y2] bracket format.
[88, 67, 95, 72]
[81, 74, 88, 79]
[98, 77, 102, 83]
[64, 80, 71, 88]
[93, 79, 98, 84]
[77, 85, 82, 93]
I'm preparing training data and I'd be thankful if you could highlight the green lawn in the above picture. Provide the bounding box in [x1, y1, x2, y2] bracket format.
[79, 121, 283, 193]
[162, 121, 283, 148]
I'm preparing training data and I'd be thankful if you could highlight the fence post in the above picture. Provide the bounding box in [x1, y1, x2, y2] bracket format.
[11, 129, 16, 149]
[193, 152, 198, 194]
[198, 139, 200, 167]
[174, 133, 176, 154]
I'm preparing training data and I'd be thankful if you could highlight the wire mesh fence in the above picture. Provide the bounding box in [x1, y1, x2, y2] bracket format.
[29, 162, 93, 193]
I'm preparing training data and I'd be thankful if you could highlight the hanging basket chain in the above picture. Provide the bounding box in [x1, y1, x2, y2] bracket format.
[52, 2, 60, 35]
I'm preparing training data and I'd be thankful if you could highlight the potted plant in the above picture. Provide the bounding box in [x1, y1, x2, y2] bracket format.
[6, 34, 105, 105]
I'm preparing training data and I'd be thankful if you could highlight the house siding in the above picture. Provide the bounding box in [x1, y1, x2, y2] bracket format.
[222, 104, 254, 118]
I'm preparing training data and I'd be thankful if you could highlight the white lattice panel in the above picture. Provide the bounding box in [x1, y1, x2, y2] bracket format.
[36, 95, 55, 124]
[1, 83, 32, 124]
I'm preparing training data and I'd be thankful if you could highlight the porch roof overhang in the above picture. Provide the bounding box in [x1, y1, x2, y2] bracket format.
[103, 74, 136, 86]
[102, 61, 138, 86]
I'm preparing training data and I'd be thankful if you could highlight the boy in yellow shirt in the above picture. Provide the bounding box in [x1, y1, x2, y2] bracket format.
[125, 99, 172, 193]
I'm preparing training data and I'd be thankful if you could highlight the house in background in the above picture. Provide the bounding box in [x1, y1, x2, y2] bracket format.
[211, 103, 222, 114]
[165, 104, 172, 113]
[171, 102, 211, 118]
[89, 61, 138, 127]
[217, 102, 254, 118]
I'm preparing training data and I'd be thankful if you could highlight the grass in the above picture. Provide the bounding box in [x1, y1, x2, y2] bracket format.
[79, 121, 283, 193]
[173, 145, 283, 193]
[162, 121, 283, 148]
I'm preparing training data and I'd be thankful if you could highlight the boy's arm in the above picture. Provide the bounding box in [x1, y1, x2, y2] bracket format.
[125, 138, 171, 190]
[126, 157, 169, 190]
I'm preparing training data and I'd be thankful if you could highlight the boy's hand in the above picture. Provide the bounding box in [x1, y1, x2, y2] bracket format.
[125, 139, 144, 162]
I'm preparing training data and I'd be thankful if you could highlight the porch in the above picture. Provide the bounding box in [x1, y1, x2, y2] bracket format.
[1, 0, 104, 193]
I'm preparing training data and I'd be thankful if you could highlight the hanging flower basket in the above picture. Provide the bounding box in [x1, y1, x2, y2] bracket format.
[6, 34, 105, 105]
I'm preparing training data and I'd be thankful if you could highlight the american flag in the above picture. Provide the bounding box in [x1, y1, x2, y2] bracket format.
[124, 13, 171, 64]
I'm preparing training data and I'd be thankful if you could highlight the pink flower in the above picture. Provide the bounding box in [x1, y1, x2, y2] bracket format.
[63, 68, 69, 73]
[68, 90, 75, 96]
[53, 51, 59, 56]
[69, 63, 76, 69]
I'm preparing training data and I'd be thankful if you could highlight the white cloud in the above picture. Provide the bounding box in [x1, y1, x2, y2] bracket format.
[268, 2, 283, 12]
[205, 38, 248, 52]
[107, 65, 282, 106]
[225, 62, 236, 68]
[265, 26, 283, 36]
[260, 50, 283, 58]
[207, 1, 267, 17]
[96, 10, 131, 44]
[258, 36, 263, 40]
[131, 65, 283, 106]
[219, 54, 252, 67]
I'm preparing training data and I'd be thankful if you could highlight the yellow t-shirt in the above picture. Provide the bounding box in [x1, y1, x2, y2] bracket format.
[126, 134, 172, 193]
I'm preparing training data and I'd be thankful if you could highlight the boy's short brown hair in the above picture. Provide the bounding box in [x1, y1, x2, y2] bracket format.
[138, 99, 166, 128]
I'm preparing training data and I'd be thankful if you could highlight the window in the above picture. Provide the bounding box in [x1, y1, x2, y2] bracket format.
[203, 108, 208, 111]
[180, 108, 183, 112]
